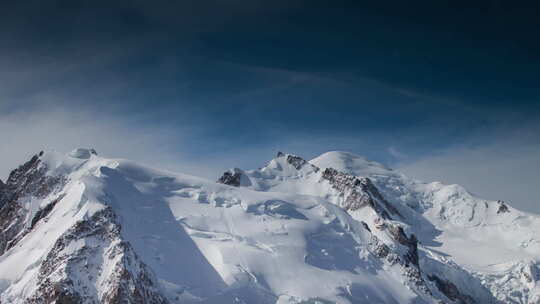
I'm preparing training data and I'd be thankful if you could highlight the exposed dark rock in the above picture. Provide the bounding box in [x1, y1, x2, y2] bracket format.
[522, 268, 533, 283]
[321, 168, 400, 219]
[367, 232, 430, 295]
[6, 154, 41, 194]
[428, 274, 476, 304]
[286, 154, 309, 170]
[322, 168, 375, 211]
[361, 176, 402, 217]
[387, 224, 419, 266]
[318, 167, 436, 297]
[28, 207, 169, 304]
[275, 153, 319, 171]
[368, 235, 390, 259]
[218, 169, 243, 187]
[29, 280, 82, 304]
[361, 221, 371, 232]
[496, 200, 510, 214]
[404, 267, 430, 294]
[30, 195, 64, 229]
[274, 154, 424, 287]
[0, 195, 26, 254]
[0, 153, 65, 254]
[5, 152, 64, 200]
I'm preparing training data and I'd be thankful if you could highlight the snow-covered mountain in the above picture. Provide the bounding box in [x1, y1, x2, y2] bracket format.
[0, 149, 538, 303]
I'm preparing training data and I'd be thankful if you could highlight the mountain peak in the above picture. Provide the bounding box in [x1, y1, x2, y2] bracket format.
[0, 149, 538, 304]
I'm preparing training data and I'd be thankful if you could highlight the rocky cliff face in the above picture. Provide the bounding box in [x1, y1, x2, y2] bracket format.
[317, 165, 434, 298]
[321, 167, 401, 218]
[27, 208, 168, 304]
[0, 150, 170, 304]
[0, 152, 65, 254]
[427, 274, 476, 304]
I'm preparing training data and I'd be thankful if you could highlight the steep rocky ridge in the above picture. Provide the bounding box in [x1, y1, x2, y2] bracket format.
[0, 150, 171, 303]
[0, 152, 65, 254]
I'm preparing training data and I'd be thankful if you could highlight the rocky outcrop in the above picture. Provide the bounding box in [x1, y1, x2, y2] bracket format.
[30, 195, 64, 229]
[428, 274, 476, 304]
[318, 167, 433, 296]
[360, 176, 402, 217]
[4, 152, 64, 199]
[285, 154, 310, 170]
[366, 227, 430, 295]
[0, 179, 5, 195]
[28, 207, 168, 304]
[218, 169, 243, 187]
[496, 200, 509, 214]
[368, 235, 391, 259]
[0, 191, 26, 254]
[276, 152, 319, 171]
[0, 152, 65, 254]
[387, 224, 419, 266]
[321, 168, 400, 219]
[321, 168, 374, 211]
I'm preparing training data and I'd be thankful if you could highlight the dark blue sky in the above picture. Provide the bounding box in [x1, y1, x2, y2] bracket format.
[1, 1, 540, 211]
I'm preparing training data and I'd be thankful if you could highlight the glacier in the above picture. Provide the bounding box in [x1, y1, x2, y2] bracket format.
[0, 149, 538, 303]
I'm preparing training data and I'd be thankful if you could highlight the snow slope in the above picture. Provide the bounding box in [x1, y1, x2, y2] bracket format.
[311, 151, 540, 304]
[0, 149, 538, 303]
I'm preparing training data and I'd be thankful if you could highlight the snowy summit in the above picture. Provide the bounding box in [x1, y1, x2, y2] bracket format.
[0, 149, 538, 303]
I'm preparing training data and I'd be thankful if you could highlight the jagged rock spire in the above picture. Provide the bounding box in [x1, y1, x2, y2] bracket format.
[0, 152, 66, 254]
